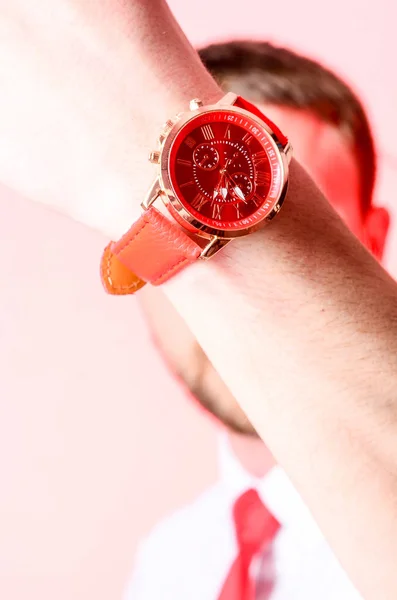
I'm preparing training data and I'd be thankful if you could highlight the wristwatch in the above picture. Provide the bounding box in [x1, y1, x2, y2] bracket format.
[100, 92, 292, 295]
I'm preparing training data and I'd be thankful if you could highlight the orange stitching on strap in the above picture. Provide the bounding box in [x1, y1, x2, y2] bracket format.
[152, 256, 191, 285]
[101, 246, 143, 294]
[116, 219, 150, 254]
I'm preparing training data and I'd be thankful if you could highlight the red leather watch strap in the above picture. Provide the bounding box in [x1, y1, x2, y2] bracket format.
[111, 207, 201, 286]
[234, 96, 288, 147]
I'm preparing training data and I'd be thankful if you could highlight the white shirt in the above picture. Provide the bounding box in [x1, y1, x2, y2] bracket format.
[125, 433, 362, 599]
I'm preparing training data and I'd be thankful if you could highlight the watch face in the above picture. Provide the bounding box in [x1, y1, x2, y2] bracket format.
[168, 109, 284, 232]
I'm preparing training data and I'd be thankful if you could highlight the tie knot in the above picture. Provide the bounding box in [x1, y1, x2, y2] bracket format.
[233, 488, 280, 556]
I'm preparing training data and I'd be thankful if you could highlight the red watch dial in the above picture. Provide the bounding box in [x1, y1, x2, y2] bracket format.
[168, 109, 283, 232]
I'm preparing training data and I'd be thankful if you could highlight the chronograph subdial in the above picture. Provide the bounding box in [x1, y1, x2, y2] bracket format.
[193, 143, 219, 170]
[227, 172, 254, 203]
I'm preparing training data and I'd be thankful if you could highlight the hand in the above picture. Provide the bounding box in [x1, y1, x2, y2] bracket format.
[223, 172, 248, 203]
[213, 169, 227, 202]
[213, 154, 240, 202]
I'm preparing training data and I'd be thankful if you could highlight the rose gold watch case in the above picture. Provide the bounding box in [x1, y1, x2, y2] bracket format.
[149, 92, 291, 242]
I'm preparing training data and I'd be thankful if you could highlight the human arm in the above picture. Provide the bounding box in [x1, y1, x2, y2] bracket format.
[1, 1, 397, 598]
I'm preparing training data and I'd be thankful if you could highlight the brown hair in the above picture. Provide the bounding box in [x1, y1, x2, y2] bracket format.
[199, 41, 376, 213]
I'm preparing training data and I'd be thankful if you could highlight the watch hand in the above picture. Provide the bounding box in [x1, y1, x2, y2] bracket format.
[233, 185, 246, 202]
[213, 167, 227, 202]
[223, 171, 248, 203]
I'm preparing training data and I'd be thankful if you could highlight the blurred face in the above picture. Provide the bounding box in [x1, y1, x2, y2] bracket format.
[140, 105, 390, 436]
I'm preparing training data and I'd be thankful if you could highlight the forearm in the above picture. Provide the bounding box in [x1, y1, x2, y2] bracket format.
[2, 1, 397, 597]
[197, 161, 397, 597]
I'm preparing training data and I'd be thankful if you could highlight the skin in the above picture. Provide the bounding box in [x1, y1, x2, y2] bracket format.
[140, 105, 390, 474]
[1, 1, 397, 597]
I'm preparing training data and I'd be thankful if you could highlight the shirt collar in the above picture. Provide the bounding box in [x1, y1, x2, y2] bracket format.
[218, 431, 317, 532]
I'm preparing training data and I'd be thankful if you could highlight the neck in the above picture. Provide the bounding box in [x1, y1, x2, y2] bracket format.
[227, 431, 276, 479]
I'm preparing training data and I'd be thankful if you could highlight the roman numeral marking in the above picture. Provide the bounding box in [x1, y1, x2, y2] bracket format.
[201, 124, 215, 140]
[224, 125, 231, 139]
[212, 203, 222, 220]
[180, 180, 194, 188]
[252, 151, 267, 167]
[256, 171, 271, 186]
[242, 133, 253, 145]
[191, 192, 208, 211]
[185, 136, 196, 149]
[177, 158, 193, 167]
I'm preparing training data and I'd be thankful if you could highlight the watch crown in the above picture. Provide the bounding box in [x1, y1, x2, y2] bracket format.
[158, 119, 175, 145]
[148, 151, 160, 164]
[189, 98, 203, 111]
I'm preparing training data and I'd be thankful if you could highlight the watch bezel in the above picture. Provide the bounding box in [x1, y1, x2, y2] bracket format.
[159, 102, 289, 240]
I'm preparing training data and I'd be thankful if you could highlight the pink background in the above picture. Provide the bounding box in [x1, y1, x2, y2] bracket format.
[1, 2, 396, 599]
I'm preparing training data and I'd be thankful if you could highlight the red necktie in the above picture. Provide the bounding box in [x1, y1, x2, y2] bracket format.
[218, 488, 280, 600]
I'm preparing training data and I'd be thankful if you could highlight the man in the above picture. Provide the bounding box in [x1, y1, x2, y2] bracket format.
[127, 41, 390, 599]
